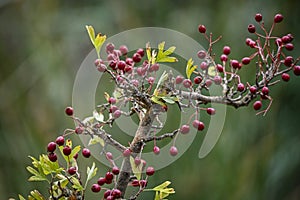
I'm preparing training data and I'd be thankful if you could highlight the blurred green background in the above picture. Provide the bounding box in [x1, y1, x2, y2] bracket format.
[1, 0, 300, 199]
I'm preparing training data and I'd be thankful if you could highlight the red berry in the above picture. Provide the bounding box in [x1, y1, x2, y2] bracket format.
[213, 76, 222, 85]
[63, 146, 72, 156]
[106, 152, 113, 160]
[183, 79, 192, 88]
[112, 189, 121, 198]
[125, 57, 134, 66]
[109, 60, 117, 69]
[153, 146, 160, 155]
[200, 61, 208, 70]
[284, 56, 294, 67]
[207, 107, 216, 115]
[75, 126, 84, 134]
[132, 53, 142, 63]
[82, 148, 91, 158]
[255, 13, 263, 22]
[139, 180, 148, 187]
[223, 46, 231, 55]
[109, 105, 118, 113]
[106, 196, 114, 200]
[91, 184, 101, 193]
[136, 48, 145, 57]
[197, 50, 206, 59]
[108, 97, 116, 104]
[123, 148, 131, 157]
[73, 153, 78, 159]
[65, 106, 73, 116]
[112, 166, 120, 175]
[216, 64, 224, 73]
[281, 73, 290, 82]
[47, 142, 56, 152]
[242, 57, 251, 65]
[194, 76, 203, 84]
[274, 14, 283, 23]
[248, 24, 256, 33]
[261, 86, 269, 95]
[231, 60, 240, 69]
[94, 58, 103, 67]
[104, 190, 112, 198]
[275, 38, 283, 46]
[250, 86, 257, 94]
[146, 166, 155, 176]
[175, 75, 184, 84]
[169, 146, 178, 156]
[192, 120, 205, 131]
[68, 167, 77, 175]
[113, 110, 122, 118]
[117, 60, 126, 70]
[97, 64, 106, 72]
[124, 65, 133, 73]
[147, 77, 155, 84]
[134, 157, 141, 165]
[48, 152, 57, 162]
[285, 43, 294, 51]
[205, 79, 213, 87]
[131, 180, 140, 187]
[198, 25, 206, 33]
[105, 172, 114, 181]
[220, 54, 228, 62]
[119, 45, 128, 55]
[253, 101, 262, 110]
[106, 43, 115, 54]
[237, 83, 245, 92]
[180, 125, 190, 134]
[293, 66, 300, 76]
[150, 63, 160, 72]
[97, 177, 106, 186]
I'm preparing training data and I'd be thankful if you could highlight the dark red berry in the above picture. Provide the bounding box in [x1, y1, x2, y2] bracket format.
[75, 126, 84, 134]
[285, 43, 294, 51]
[108, 97, 116, 104]
[73, 153, 78, 159]
[82, 148, 91, 158]
[119, 45, 128, 55]
[112, 166, 120, 175]
[216, 64, 224, 72]
[123, 148, 131, 157]
[207, 107, 216, 115]
[47, 142, 56, 152]
[109, 105, 118, 113]
[223, 46, 231, 55]
[109, 60, 117, 69]
[104, 190, 112, 198]
[194, 76, 202, 84]
[237, 83, 245, 92]
[106, 43, 115, 54]
[105, 172, 114, 181]
[180, 125, 190, 134]
[274, 14, 283, 23]
[261, 86, 269, 95]
[106, 196, 114, 200]
[68, 167, 77, 175]
[112, 189, 121, 198]
[242, 57, 251, 65]
[63, 146, 72, 156]
[124, 65, 133, 73]
[183, 79, 192, 88]
[200, 61, 208, 70]
[250, 86, 257, 94]
[220, 54, 228, 62]
[97, 177, 106, 186]
[153, 146, 160, 155]
[231, 60, 240, 69]
[253, 101, 262, 110]
[125, 57, 134, 66]
[192, 120, 205, 131]
[293, 66, 300, 76]
[136, 48, 145, 57]
[275, 38, 283, 46]
[281, 73, 290, 81]
[48, 152, 57, 162]
[105, 178, 112, 184]
[248, 24, 256, 33]
[169, 146, 178, 156]
[284, 56, 294, 67]
[91, 184, 101, 193]
[117, 60, 126, 70]
[132, 53, 142, 63]
[198, 25, 206, 33]
[139, 180, 148, 187]
[146, 166, 155, 176]
[65, 107, 73, 116]
[255, 13, 263, 22]
[131, 180, 140, 187]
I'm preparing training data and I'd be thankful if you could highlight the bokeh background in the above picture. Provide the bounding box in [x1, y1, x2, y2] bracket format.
[1, 0, 300, 199]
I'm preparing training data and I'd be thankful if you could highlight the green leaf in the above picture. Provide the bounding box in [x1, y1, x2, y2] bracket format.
[86, 25, 95, 44]
[161, 97, 175, 104]
[130, 157, 142, 180]
[55, 174, 69, 188]
[150, 96, 166, 107]
[88, 135, 105, 147]
[156, 42, 178, 63]
[208, 65, 217, 77]
[93, 110, 104, 122]
[69, 145, 81, 161]
[71, 177, 84, 191]
[85, 25, 106, 58]
[86, 162, 98, 183]
[155, 71, 168, 92]
[18, 194, 26, 200]
[185, 58, 197, 79]
[146, 42, 152, 61]
[151, 181, 175, 200]
[29, 190, 46, 200]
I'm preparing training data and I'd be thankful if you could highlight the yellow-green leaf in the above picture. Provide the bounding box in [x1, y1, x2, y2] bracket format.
[71, 177, 84, 191]
[130, 157, 142, 180]
[156, 42, 178, 63]
[85, 25, 106, 58]
[208, 65, 217, 77]
[151, 96, 166, 107]
[153, 181, 172, 191]
[86, 25, 95, 44]
[185, 58, 197, 79]
[30, 190, 45, 200]
[86, 162, 98, 183]
[88, 135, 105, 147]
[18, 194, 26, 200]
[146, 42, 152, 61]
[93, 110, 104, 122]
